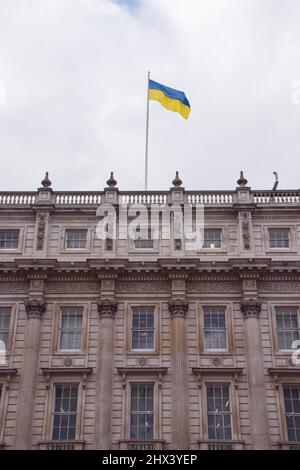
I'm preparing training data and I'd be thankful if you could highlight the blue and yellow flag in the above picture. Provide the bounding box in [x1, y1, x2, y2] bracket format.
[149, 79, 191, 119]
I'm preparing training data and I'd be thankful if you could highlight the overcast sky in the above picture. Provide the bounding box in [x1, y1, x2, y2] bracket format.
[0, 0, 300, 191]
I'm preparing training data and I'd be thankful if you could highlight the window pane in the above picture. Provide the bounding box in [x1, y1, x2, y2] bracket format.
[65, 230, 87, 249]
[131, 307, 155, 350]
[203, 229, 222, 248]
[269, 229, 290, 248]
[206, 384, 232, 441]
[130, 383, 154, 439]
[0, 307, 11, 349]
[203, 307, 227, 350]
[52, 385, 78, 441]
[59, 307, 83, 350]
[276, 307, 299, 350]
[283, 385, 300, 442]
[0, 230, 19, 249]
[134, 228, 154, 249]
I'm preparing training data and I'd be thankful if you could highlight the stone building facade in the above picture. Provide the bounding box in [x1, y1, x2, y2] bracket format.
[0, 171, 300, 450]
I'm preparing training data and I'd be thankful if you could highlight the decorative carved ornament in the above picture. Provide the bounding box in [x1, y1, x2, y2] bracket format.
[51, 215, 97, 222]
[241, 212, 251, 250]
[116, 281, 171, 293]
[0, 282, 29, 293]
[101, 279, 115, 291]
[25, 299, 46, 320]
[45, 282, 99, 294]
[174, 213, 182, 234]
[97, 299, 118, 318]
[168, 298, 189, 318]
[258, 281, 300, 292]
[242, 279, 257, 291]
[30, 279, 44, 291]
[174, 238, 182, 250]
[0, 216, 35, 222]
[36, 213, 47, 250]
[105, 238, 113, 251]
[240, 299, 261, 319]
[187, 281, 241, 293]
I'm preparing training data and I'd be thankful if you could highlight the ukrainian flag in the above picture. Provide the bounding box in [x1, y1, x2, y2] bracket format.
[149, 79, 191, 119]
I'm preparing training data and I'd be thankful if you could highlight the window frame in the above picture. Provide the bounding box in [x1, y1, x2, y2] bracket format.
[126, 303, 160, 355]
[205, 382, 233, 441]
[127, 215, 159, 254]
[268, 228, 291, 249]
[0, 383, 4, 437]
[133, 227, 155, 250]
[200, 378, 241, 443]
[59, 226, 93, 254]
[203, 228, 223, 250]
[270, 304, 300, 353]
[198, 226, 228, 253]
[275, 306, 300, 352]
[124, 377, 160, 441]
[58, 306, 85, 353]
[0, 304, 16, 359]
[264, 225, 296, 253]
[282, 383, 300, 442]
[202, 306, 228, 352]
[52, 303, 89, 356]
[51, 383, 79, 441]
[129, 382, 155, 439]
[198, 303, 233, 354]
[0, 227, 24, 254]
[275, 379, 300, 444]
[42, 378, 85, 443]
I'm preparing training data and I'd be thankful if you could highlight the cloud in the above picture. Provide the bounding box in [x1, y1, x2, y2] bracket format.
[0, 0, 300, 191]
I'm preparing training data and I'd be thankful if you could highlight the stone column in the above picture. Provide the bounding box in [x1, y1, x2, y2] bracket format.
[241, 299, 269, 449]
[168, 298, 189, 449]
[15, 298, 46, 449]
[95, 298, 117, 449]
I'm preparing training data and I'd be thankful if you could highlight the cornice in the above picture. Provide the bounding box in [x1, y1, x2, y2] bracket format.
[117, 367, 168, 376]
[0, 368, 17, 377]
[2, 256, 300, 279]
[192, 367, 243, 376]
[41, 367, 93, 374]
[268, 368, 300, 377]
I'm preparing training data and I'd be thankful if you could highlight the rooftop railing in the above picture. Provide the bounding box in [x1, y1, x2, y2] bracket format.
[0, 192, 37, 205]
[0, 189, 299, 207]
[253, 190, 300, 204]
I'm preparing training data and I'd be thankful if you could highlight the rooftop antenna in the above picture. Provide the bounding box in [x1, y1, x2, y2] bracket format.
[272, 172, 278, 191]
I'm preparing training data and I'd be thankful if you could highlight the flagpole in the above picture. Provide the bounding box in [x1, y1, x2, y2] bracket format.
[144, 71, 150, 191]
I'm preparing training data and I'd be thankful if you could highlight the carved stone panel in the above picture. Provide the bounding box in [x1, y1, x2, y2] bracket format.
[45, 282, 99, 294]
[116, 281, 171, 294]
[187, 281, 241, 293]
[36, 213, 48, 251]
[258, 281, 300, 292]
[0, 282, 29, 294]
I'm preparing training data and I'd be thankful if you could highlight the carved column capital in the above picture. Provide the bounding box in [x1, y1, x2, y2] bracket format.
[168, 299, 189, 318]
[25, 299, 46, 320]
[97, 299, 118, 319]
[241, 299, 261, 319]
